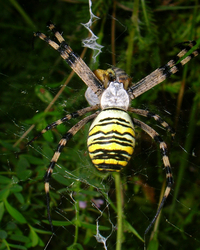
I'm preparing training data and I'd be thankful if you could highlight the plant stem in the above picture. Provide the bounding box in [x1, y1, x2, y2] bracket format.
[113, 172, 123, 250]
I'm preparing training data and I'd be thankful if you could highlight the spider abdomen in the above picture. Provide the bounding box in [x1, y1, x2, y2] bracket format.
[87, 108, 135, 172]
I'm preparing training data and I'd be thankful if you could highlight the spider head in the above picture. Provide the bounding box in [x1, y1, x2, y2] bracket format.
[93, 67, 132, 90]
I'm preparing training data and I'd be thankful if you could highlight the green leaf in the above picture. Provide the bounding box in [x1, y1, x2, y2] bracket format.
[43, 219, 72, 227]
[9, 185, 23, 193]
[147, 238, 159, 250]
[0, 189, 10, 201]
[9, 234, 30, 243]
[4, 200, 27, 224]
[14, 192, 24, 204]
[4, 242, 27, 250]
[23, 155, 45, 165]
[0, 140, 19, 152]
[52, 173, 71, 186]
[0, 176, 12, 184]
[29, 226, 51, 235]
[123, 220, 143, 242]
[0, 202, 5, 221]
[42, 129, 54, 143]
[16, 156, 32, 180]
[29, 226, 39, 247]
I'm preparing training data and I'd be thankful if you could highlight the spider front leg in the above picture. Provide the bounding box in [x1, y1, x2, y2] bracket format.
[43, 111, 99, 231]
[132, 118, 173, 247]
[34, 23, 103, 98]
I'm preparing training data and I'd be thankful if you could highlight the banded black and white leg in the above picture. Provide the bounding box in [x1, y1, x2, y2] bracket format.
[34, 23, 104, 98]
[128, 41, 200, 99]
[129, 107, 175, 138]
[27, 105, 99, 145]
[44, 111, 99, 231]
[133, 118, 173, 237]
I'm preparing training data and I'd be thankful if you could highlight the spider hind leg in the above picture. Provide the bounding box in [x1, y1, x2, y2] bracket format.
[128, 107, 175, 139]
[133, 118, 173, 238]
[27, 105, 99, 145]
[43, 112, 99, 231]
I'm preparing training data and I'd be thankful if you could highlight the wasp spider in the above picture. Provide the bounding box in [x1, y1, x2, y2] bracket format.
[30, 22, 199, 238]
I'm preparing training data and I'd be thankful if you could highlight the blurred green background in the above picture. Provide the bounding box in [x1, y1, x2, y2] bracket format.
[0, 0, 200, 249]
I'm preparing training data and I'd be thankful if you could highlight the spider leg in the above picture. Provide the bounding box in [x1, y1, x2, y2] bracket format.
[128, 107, 175, 138]
[34, 23, 103, 98]
[44, 111, 99, 232]
[132, 118, 173, 238]
[128, 41, 200, 99]
[27, 104, 99, 145]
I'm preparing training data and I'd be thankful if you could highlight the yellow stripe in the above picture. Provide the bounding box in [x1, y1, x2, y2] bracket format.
[92, 158, 128, 167]
[88, 143, 134, 154]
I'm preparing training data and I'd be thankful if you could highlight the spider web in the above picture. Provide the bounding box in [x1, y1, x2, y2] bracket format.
[81, 0, 104, 62]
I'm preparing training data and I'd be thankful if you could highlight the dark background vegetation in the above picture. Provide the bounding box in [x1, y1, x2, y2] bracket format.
[1, 0, 200, 249]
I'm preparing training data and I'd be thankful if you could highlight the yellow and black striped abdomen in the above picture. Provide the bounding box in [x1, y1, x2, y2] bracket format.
[87, 108, 135, 171]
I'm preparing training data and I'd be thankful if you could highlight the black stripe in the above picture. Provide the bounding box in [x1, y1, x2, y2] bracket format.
[161, 65, 172, 78]
[91, 135, 134, 143]
[175, 62, 183, 71]
[88, 139, 133, 147]
[44, 161, 55, 181]
[104, 107, 127, 112]
[57, 46, 79, 66]
[96, 163, 123, 171]
[99, 117, 130, 124]
[61, 116, 70, 122]
[63, 132, 73, 140]
[147, 113, 166, 124]
[190, 41, 196, 46]
[146, 112, 174, 132]
[167, 177, 173, 186]
[165, 166, 172, 174]
[92, 120, 132, 129]
[186, 53, 195, 61]
[172, 55, 180, 63]
[56, 132, 73, 152]
[43, 36, 51, 44]
[90, 149, 132, 158]
[88, 130, 135, 139]
[176, 41, 196, 50]
[184, 45, 195, 53]
[153, 135, 163, 143]
[60, 40, 69, 49]
[71, 111, 80, 118]
[46, 120, 61, 130]
[57, 144, 65, 152]
[93, 153, 128, 161]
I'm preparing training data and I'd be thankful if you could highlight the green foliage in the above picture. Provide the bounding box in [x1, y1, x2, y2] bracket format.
[1, 0, 200, 250]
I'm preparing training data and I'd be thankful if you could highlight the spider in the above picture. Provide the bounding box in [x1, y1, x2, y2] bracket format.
[29, 22, 199, 240]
